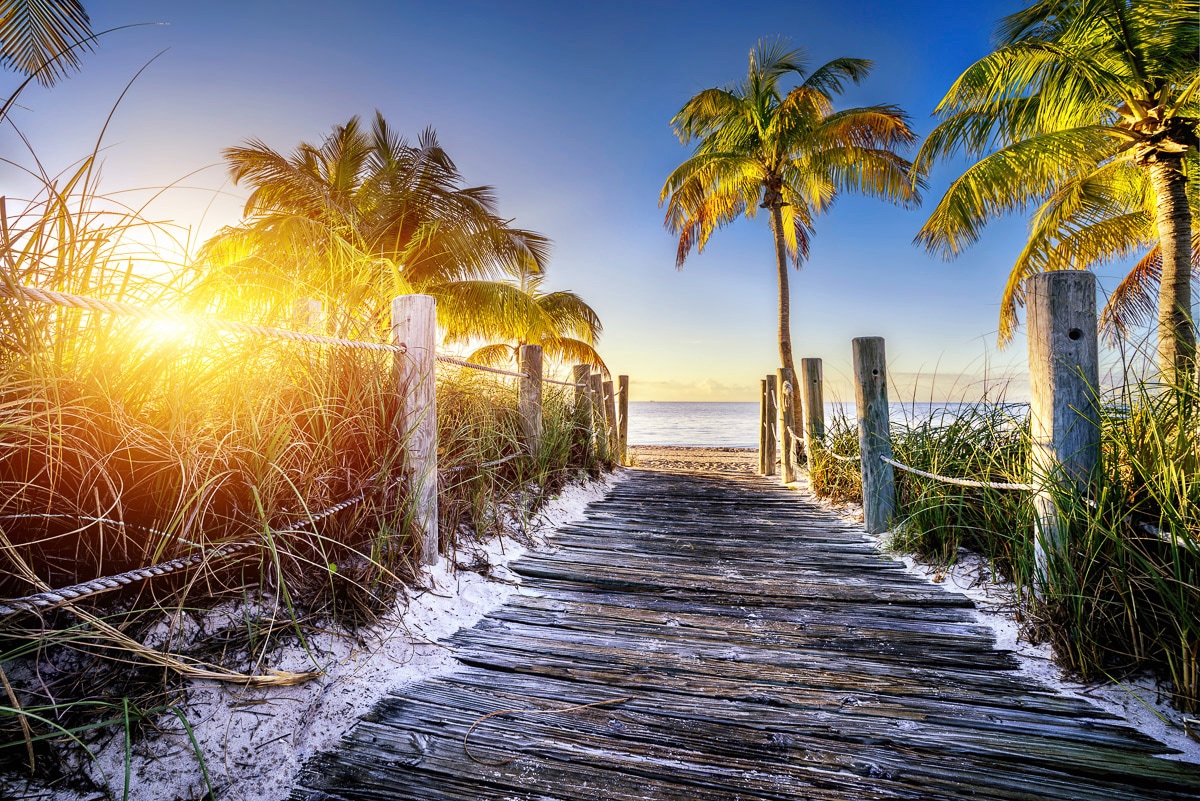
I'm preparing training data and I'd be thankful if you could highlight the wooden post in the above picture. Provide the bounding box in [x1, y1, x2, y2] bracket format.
[617, 375, 629, 466]
[800, 358, 824, 468]
[777, 367, 797, 483]
[392, 295, 438, 565]
[572, 364, 594, 462]
[602, 379, 619, 458]
[763, 374, 778, 476]
[758, 379, 769, 474]
[588, 372, 608, 459]
[853, 337, 895, 535]
[1027, 271, 1099, 586]
[518, 344, 543, 455]
[292, 298, 322, 330]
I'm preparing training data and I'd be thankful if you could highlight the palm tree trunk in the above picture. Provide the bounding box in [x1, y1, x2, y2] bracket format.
[1148, 155, 1196, 386]
[769, 203, 797, 378]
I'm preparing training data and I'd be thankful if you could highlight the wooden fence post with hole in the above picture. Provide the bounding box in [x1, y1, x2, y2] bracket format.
[573, 364, 594, 462]
[777, 367, 797, 483]
[618, 375, 629, 466]
[603, 379, 619, 458]
[1027, 271, 1099, 588]
[519, 345, 543, 455]
[392, 295, 438, 565]
[763, 374, 778, 476]
[800, 358, 824, 468]
[853, 337, 895, 535]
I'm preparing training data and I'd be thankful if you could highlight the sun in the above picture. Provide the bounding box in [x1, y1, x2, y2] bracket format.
[138, 317, 193, 343]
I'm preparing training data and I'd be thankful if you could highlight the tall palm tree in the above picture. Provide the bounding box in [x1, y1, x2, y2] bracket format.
[461, 268, 606, 373]
[660, 38, 922, 382]
[198, 113, 552, 339]
[0, 0, 93, 87]
[914, 0, 1200, 384]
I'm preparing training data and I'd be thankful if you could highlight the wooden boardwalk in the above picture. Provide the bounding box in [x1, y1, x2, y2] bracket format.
[291, 470, 1200, 800]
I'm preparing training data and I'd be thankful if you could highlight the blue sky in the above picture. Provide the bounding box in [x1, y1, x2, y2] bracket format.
[1, 0, 1149, 401]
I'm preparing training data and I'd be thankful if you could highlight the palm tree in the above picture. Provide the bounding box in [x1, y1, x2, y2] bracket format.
[460, 267, 606, 373]
[999, 154, 1199, 346]
[0, 0, 93, 87]
[914, 0, 1200, 385]
[660, 38, 922, 383]
[198, 113, 553, 339]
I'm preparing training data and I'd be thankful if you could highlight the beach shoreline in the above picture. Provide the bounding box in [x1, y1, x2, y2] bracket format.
[628, 445, 758, 473]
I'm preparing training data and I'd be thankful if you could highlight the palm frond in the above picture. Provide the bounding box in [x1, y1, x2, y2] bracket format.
[916, 126, 1117, 258]
[0, 0, 92, 86]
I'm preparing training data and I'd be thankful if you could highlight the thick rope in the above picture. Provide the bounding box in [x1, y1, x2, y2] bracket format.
[0, 540, 257, 616]
[434, 354, 527, 379]
[824, 449, 861, 463]
[880, 455, 1034, 491]
[542, 376, 588, 388]
[0, 489, 373, 616]
[0, 283, 406, 354]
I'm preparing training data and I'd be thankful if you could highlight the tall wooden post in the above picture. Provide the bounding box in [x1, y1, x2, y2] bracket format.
[572, 364, 594, 462]
[602, 379, 619, 458]
[518, 345, 543, 455]
[777, 367, 798, 483]
[588, 372, 608, 459]
[292, 298, 322, 330]
[800, 358, 824, 468]
[853, 337, 895, 535]
[617, 375, 630, 466]
[763, 374, 778, 476]
[759, 379, 769, 474]
[392, 295, 438, 565]
[1027, 271, 1099, 586]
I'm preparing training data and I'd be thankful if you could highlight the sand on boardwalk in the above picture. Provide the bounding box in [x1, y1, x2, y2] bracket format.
[628, 445, 757, 473]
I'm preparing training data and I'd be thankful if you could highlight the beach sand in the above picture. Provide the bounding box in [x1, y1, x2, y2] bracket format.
[628, 445, 758, 473]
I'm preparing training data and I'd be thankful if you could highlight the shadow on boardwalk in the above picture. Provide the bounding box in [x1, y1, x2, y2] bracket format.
[292, 469, 1200, 800]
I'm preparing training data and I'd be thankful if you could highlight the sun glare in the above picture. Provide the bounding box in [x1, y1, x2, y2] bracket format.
[138, 317, 193, 343]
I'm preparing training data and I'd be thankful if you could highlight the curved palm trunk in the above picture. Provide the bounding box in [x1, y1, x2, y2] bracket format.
[772, 203, 801, 429]
[1148, 156, 1196, 386]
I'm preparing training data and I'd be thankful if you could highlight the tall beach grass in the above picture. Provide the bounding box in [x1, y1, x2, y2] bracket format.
[0, 154, 605, 779]
[809, 382, 1199, 713]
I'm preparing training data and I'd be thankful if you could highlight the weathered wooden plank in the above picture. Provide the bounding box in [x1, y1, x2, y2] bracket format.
[291, 469, 1200, 801]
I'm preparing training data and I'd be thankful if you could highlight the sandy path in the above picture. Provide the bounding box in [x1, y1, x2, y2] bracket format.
[628, 445, 757, 473]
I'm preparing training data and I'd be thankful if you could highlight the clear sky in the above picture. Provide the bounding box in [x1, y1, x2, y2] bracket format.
[1, 0, 1151, 402]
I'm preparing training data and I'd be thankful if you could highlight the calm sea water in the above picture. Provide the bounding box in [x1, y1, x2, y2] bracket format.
[627, 401, 1028, 447]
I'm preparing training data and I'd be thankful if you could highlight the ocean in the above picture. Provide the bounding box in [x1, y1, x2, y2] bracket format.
[626, 401, 1027, 448]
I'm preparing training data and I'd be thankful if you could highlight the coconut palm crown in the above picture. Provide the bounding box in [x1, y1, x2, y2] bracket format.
[660, 38, 922, 380]
[463, 268, 606, 374]
[198, 113, 554, 341]
[914, 0, 1200, 384]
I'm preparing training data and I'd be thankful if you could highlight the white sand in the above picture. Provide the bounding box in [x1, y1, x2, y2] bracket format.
[18, 472, 621, 801]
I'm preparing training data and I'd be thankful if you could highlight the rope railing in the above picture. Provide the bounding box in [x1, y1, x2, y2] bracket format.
[434, 353, 528, 379]
[0, 489, 374, 617]
[0, 283, 407, 354]
[434, 353, 590, 388]
[879, 455, 1034, 492]
[825, 449, 861, 464]
[4, 282, 621, 572]
[543, 376, 588, 388]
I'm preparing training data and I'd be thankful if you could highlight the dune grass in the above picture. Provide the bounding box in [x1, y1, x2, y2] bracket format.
[808, 383, 1199, 713]
[0, 160, 606, 780]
